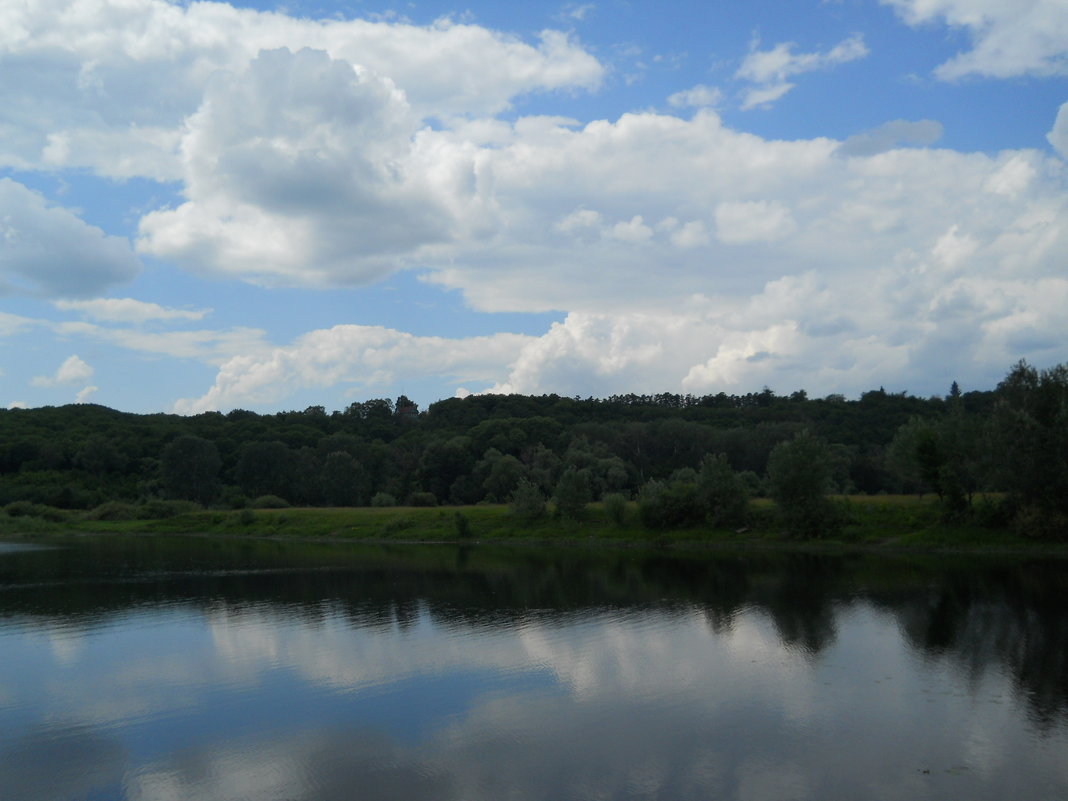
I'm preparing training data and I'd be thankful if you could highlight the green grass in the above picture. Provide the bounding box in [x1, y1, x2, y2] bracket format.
[5, 495, 1065, 553]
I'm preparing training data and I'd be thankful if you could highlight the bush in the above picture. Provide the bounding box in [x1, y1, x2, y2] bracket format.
[973, 494, 1017, 528]
[140, 499, 201, 519]
[85, 501, 140, 521]
[4, 501, 68, 522]
[509, 479, 546, 522]
[238, 508, 256, 526]
[603, 492, 628, 526]
[250, 494, 290, 509]
[1013, 504, 1068, 541]
[371, 492, 396, 507]
[637, 479, 702, 529]
[696, 453, 750, 527]
[407, 492, 438, 507]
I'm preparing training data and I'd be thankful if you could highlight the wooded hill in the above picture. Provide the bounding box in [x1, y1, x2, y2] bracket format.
[1, 360, 1064, 537]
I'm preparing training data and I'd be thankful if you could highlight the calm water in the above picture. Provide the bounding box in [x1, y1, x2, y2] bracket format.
[1, 536, 1066, 801]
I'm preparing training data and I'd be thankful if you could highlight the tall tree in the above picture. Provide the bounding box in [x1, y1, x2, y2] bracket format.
[766, 431, 839, 539]
[160, 435, 221, 505]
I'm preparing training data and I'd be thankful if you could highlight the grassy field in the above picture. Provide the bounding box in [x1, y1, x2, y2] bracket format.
[3, 494, 1061, 553]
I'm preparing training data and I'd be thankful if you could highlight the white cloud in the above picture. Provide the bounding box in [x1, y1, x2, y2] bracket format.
[883, 0, 1068, 79]
[52, 321, 269, 366]
[0, 0, 603, 178]
[53, 298, 211, 324]
[173, 324, 533, 413]
[0, 312, 38, 337]
[116, 101, 1068, 405]
[667, 84, 723, 109]
[0, 179, 141, 298]
[7, 401, 28, 409]
[736, 34, 869, 109]
[837, 119, 944, 156]
[1048, 101, 1068, 159]
[562, 3, 595, 21]
[75, 386, 99, 404]
[715, 200, 797, 244]
[32, 355, 94, 387]
[137, 47, 458, 287]
[738, 82, 794, 110]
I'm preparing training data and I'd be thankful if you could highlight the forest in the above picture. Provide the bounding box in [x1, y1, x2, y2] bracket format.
[1, 360, 1066, 539]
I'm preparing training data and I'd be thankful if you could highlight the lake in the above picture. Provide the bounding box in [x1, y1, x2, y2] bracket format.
[1, 535, 1066, 801]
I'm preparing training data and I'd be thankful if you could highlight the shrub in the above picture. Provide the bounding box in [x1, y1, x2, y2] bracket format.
[509, 479, 546, 522]
[4, 501, 68, 522]
[238, 508, 256, 526]
[371, 492, 396, 508]
[250, 494, 290, 509]
[85, 501, 139, 521]
[1012, 504, 1068, 541]
[407, 492, 438, 507]
[638, 479, 702, 529]
[140, 499, 201, 519]
[602, 492, 628, 526]
[696, 453, 750, 527]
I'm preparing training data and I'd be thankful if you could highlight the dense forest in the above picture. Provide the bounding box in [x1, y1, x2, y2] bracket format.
[1, 360, 1066, 538]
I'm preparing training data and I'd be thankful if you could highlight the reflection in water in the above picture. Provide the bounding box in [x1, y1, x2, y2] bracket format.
[0, 536, 1067, 800]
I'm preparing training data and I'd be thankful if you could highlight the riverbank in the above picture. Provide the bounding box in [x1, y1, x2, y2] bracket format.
[3, 495, 1064, 554]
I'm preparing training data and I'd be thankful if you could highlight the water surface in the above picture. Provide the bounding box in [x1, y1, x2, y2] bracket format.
[1, 535, 1066, 800]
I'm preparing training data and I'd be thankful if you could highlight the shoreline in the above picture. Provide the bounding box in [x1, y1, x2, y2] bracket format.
[3, 495, 1065, 557]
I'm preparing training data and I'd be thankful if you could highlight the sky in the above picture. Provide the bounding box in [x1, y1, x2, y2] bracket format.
[1, 0, 1067, 414]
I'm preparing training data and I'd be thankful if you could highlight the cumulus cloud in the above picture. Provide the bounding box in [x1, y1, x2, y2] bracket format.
[715, 200, 797, 244]
[32, 355, 94, 387]
[52, 99, 1066, 407]
[137, 47, 466, 286]
[173, 325, 533, 413]
[883, 0, 1068, 79]
[735, 34, 869, 109]
[75, 386, 99, 404]
[0, 0, 603, 178]
[53, 298, 210, 324]
[0, 179, 140, 298]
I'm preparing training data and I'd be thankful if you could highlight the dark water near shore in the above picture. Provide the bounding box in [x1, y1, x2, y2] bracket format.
[1, 535, 1066, 801]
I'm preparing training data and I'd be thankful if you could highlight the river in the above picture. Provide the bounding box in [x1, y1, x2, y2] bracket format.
[1, 535, 1066, 800]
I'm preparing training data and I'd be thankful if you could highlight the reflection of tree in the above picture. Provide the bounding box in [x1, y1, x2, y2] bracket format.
[887, 561, 1068, 728]
[3, 538, 1067, 725]
[760, 554, 842, 656]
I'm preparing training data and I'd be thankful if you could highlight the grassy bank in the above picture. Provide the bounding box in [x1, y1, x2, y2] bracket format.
[2, 494, 1062, 553]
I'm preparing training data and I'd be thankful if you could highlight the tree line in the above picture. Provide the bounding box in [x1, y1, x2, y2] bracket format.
[1, 361, 1065, 538]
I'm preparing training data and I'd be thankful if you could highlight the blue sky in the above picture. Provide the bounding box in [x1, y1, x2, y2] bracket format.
[2, 0, 1067, 414]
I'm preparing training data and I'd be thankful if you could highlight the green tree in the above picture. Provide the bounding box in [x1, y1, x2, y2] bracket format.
[553, 467, 591, 520]
[696, 452, 749, 527]
[991, 361, 1068, 536]
[766, 431, 839, 539]
[234, 440, 295, 500]
[160, 435, 220, 505]
[509, 478, 546, 522]
[321, 451, 364, 506]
